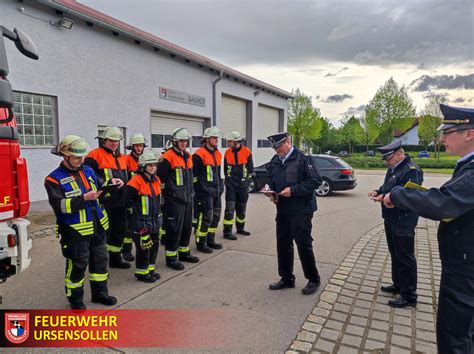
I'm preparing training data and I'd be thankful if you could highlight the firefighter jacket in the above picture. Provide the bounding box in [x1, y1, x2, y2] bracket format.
[224, 145, 254, 190]
[123, 171, 162, 234]
[192, 146, 223, 197]
[376, 156, 423, 226]
[44, 163, 109, 238]
[157, 148, 194, 204]
[125, 153, 139, 177]
[267, 148, 322, 215]
[84, 146, 128, 207]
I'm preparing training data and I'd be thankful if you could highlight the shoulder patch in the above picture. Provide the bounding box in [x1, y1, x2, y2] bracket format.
[59, 176, 75, 185]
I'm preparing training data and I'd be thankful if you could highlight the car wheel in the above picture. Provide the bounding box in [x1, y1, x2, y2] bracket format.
[248, 177, 258, 193]
[316, 179, 333, 197]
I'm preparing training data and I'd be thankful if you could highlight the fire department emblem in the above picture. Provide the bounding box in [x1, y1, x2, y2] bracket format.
[5, 313, 29, 344]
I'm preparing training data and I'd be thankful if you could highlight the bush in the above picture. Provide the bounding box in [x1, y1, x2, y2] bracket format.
[353, 144, 446, 153]
[341, 156, 456, 169]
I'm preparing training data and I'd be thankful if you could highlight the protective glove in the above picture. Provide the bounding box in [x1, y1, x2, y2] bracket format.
[140, 234, 153, 250]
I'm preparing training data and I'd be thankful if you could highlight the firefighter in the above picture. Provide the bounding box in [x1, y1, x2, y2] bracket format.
[45, 135, 117, 310]
[84, 127, 130, 269]
[122, 133, 147, 262]
[222, 131, 254, 240]
[157, 128, 199, 270]
[123, 151, 162, 283]
[193, 126, 224, 253]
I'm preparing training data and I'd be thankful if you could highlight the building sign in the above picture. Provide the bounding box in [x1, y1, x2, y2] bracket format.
[159, 87, 206, 107]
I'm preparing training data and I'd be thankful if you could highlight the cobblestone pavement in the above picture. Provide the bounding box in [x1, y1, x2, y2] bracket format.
[288, 218, 440, 353]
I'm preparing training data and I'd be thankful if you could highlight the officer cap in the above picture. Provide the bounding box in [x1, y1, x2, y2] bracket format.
[102, 126, 123, 141]
[438, 104, 474, 131]
[377, 139, 402, 160]
[226, 131, 243, 142]
[51, 135, 90, 157]
[139, 151, 158, 166]
[267, 132, 289, 149]
[126, 133, 147, 149]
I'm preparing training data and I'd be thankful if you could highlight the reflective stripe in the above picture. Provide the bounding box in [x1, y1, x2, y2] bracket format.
[165, 250, 177, 257]
[89, 273, 108, 282]
[206, 165, 213, 182]
[135, 268, 149, 275]
[65, 259, 85, 289]
[243, 165, 248, 178]
[222, 218, 234, 225]
[60, 198, 73, 213]
[193, 177, 198, 183]
[161, 183, 166, 190]
[178, 246, 190, 253]
[141, 196, 149, 215]
[148, 265, 155, 271]
[236, 216, 245, 224]
[79, 209, 87, 224]
[208, 227, 217, 233]
[100, 214, 109, 231]
[107, 244, 122, 253]
[104, 169, 112, 184]
[175, 168, 183, 186]
[195, 212, 206, 239]
[123, 237, 133, 244]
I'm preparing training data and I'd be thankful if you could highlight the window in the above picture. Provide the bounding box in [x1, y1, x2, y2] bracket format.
[13, 91, 57, 146]
[257, 139, 271, 148]
[152, 134, 201, 148]
[97, 125, 127, 154]
[312, 157, 333, 168]
[221, 138, 247, 148]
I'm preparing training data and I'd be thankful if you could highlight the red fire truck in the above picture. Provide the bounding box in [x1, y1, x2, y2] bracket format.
[0, 25, 38, 282]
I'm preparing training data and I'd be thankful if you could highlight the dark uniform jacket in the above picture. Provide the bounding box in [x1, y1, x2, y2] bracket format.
[224, 145, 254, 190]
[377, 156, 423, 226]
[192, 146, 224, 197]
[123, 171, 162, 234]
[267, 148, 321, 215]
[157, 148, 194, 204]
[84, 146, 128, 207]
[391, 154, 474, 277]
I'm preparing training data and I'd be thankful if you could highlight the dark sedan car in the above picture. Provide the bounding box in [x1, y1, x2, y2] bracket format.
[249, 154, 357, 196]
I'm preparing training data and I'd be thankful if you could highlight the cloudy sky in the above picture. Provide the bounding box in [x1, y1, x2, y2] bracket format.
[82, 0, 473, 124]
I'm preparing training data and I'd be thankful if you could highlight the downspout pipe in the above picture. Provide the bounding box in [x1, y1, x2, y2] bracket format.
[212, 70, 223, 126]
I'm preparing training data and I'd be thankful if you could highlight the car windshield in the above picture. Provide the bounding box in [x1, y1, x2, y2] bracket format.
[334, 157, 352, 168]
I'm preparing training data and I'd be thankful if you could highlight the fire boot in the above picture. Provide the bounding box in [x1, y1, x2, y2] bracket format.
[207, 233, 223, 249]
[109, 252, 131, 269]
[236, 223, 251, 236]
[223, 224, 238, 240]
[91, 294, 118, 306]
[121, 240, 135, 262]
[166, 252, 185, 271]
[196, 236, 213, 253]
[178, 250, 200, 263]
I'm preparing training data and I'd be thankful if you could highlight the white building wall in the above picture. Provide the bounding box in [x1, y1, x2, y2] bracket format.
[1, 0, 288, 201]
[400, 125, 420, 145]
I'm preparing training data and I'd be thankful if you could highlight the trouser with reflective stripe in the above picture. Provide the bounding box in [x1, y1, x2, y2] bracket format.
[133, 232, 159, 276]
[195, 194, 222, 242]
[60, 229, 109, 304]
[223, 185, 249, 232]
[163, 200, 193, 261]
[105, 206, 127, 254]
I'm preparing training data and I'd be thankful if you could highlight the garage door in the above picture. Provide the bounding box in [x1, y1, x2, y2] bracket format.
[255, 105, 280, 166]
[220, 95, 247, 139]
[150, 111, 205, 150]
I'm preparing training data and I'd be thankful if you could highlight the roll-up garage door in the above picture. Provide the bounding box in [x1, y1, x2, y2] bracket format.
[150, 111, 205, 150]
[220, 95, 247, 138]
[255, 104, 280, 166]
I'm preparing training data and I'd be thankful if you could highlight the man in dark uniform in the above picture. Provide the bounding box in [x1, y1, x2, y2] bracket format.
[265, 132, 322, 295]
[382, 104, 474, 353]
[369, 140, 423, 308]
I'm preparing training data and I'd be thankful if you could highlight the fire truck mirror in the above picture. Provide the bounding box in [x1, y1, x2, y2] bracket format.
[13, 28, 39, 60]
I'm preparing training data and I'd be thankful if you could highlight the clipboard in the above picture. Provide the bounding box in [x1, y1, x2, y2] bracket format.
[404, 181, 427, 191]
[99, 183, 120, 193]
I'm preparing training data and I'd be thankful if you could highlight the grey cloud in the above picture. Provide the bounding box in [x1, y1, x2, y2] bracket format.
[341, 104, 366, 116]
[324, 67, 349, 77]
[80, 0, 473, 67]
[411, 74, 474, 91]
[325, 94, 353, 103]
[453, 97, 465, 103]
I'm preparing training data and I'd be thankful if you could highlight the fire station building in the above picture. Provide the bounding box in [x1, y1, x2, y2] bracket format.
[1, 0, 291, 201]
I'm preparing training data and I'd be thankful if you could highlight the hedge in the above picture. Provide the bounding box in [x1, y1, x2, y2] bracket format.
[352, 144, 446, 153]
[341, 156, 456, 169]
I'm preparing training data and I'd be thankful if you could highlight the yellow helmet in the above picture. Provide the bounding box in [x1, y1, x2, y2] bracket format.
[52, 135, 90, 157]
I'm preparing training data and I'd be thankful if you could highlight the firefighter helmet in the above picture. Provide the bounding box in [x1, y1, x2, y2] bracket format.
[226, 131, 243, 142]
[102, 126, 123, 141]
[126, 133, 147, 149]
[171, 128, 192, 141]
[202, 126, 220, 138]
[52, 135, 90, 157]
[139, 151, 158, 166]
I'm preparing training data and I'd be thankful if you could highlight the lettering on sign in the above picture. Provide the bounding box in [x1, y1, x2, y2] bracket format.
[159, 87, 206, 107]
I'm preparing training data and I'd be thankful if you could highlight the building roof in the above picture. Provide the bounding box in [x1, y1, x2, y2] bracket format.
[38, 0, 293, 99]
[393, 118, 419, 138]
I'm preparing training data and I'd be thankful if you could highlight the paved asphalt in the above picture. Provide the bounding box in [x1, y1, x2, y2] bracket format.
[0, 172, 449, 352]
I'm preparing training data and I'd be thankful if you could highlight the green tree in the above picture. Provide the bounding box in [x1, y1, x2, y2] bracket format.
[359, 112, 379, 153]
[338, 116, 364, 153]
[310, 117, 332, 153]
[365, 77, 416, 144]
[418, 93, 446, 159]
[288, 88, 323, 149]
